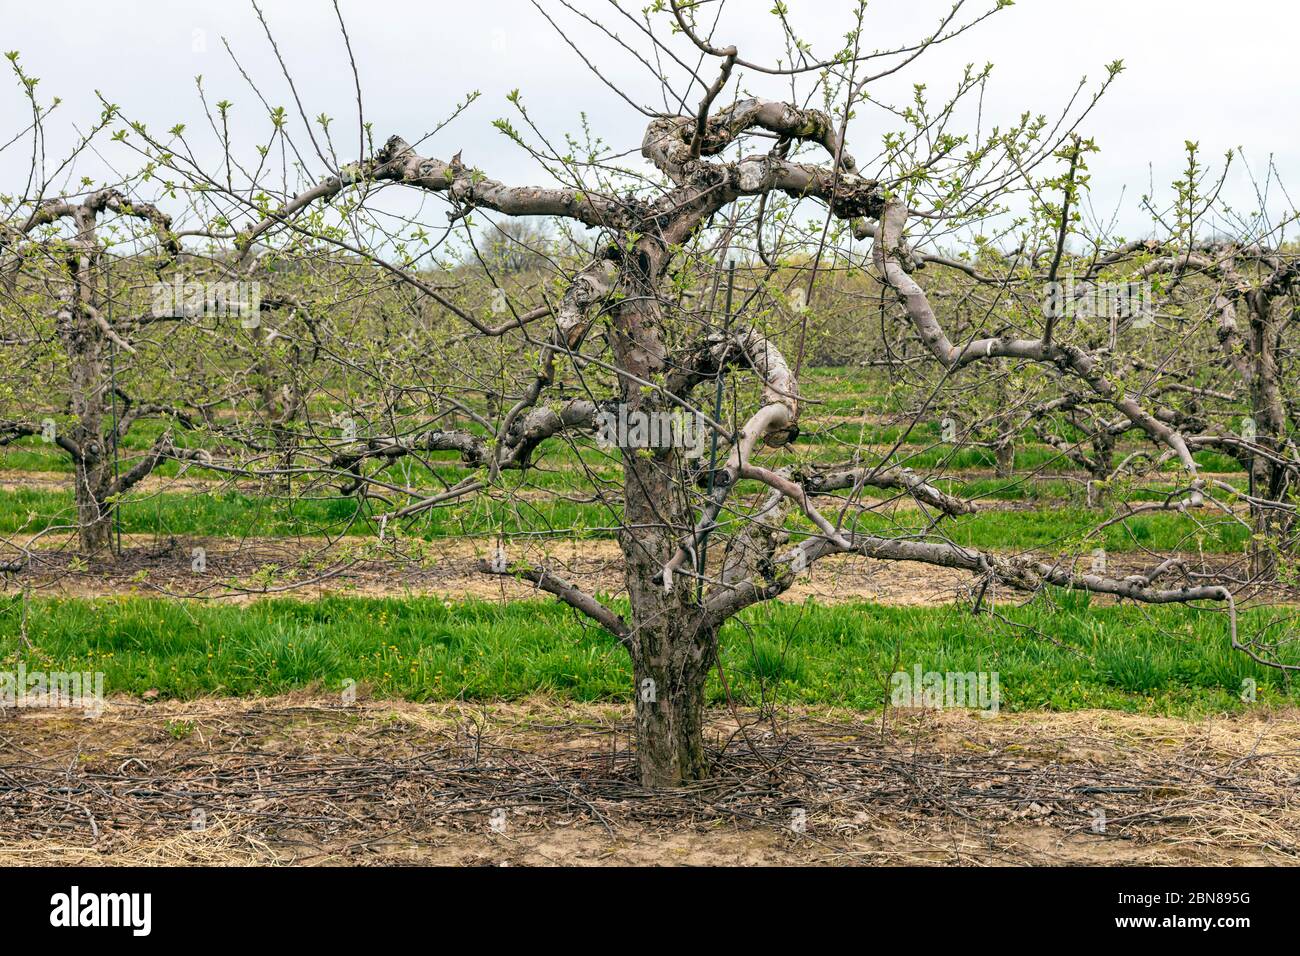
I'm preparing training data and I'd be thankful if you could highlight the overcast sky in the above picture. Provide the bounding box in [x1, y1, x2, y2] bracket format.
[3, 0, 1297, 240]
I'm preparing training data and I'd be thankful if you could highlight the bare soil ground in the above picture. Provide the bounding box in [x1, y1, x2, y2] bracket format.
[2, 695, 1296, 866]
[0, 534, 1264, 607]
[0, 466, 1248, 500]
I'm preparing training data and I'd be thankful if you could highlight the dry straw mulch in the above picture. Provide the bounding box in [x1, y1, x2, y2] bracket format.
[1, 695, 1297, 866]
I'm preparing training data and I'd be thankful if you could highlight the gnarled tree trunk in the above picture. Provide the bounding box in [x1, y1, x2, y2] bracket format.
[64, 254, 116, 560]
[629, 611, 717, 786]
[611, 249, 722, 785]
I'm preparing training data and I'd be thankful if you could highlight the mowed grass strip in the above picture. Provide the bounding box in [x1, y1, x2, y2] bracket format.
[1, 427, 1244, 486]
[2, 594, 1293, 715]
[0, 485, 1253, 553]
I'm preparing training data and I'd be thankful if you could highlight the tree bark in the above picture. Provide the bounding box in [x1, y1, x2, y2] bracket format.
[1248, 457, 1283, 580]
[630, 619, 716, 786]
[621, 448, 719, 784]
[609, 247, 724, 785]
[76, 493, 115, 557]
[619, 414, 719, 785]
[1246, 294, 1288, 580]
[1085, 432, 1115, 510]
[63, 291, 116, 560]
[994, 438, 1014, 479]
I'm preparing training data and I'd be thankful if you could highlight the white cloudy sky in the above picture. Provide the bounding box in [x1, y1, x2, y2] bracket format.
[3, 0, 1297, 239]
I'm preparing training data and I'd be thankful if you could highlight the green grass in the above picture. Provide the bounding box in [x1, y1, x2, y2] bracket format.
[0, 481, 1256, 554]
[885, 506, 1252, 554]
[0, 486, 615, 540]
[2, 593, 1294, 715]
[2, 424, 1246, 485]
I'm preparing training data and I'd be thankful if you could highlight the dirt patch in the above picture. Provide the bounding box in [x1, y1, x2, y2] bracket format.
[0, 534, 1264, 607]
[0, 468, 260, 496]
[1, 695, 1296, 866]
